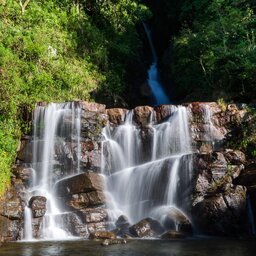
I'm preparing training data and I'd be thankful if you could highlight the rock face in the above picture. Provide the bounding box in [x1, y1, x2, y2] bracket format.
[0, 188, 24, 243]
[4, 101, 253, 243]
[191, 151, 247, 236]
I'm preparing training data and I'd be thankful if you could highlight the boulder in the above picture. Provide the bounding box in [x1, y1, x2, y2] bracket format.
[115, 215, 130, 229]
[89, 231, 116, 240]
[154, 105, 176, 122]
[29, 196, 47, 218]
[224, 150, 246, 165]
[134, 106, 154, 126]
[161, 207, 192, 235]
[129, 218, 164, 238]
[54, 172, 104, 197]
[106, 108, 128, 125]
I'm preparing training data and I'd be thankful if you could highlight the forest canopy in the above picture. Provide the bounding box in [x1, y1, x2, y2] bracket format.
[0, 0, 150, 193]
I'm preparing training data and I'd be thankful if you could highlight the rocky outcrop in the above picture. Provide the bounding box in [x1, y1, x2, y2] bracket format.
[0, 187, 24, 243]
[191, 150, 247, 236]
[4, 101, 253, 243]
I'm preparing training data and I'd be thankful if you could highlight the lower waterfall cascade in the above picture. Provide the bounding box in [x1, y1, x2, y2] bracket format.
[23, 102, 82, 240]
[102, 106, 193, 226]
[17, 101, 252, 240]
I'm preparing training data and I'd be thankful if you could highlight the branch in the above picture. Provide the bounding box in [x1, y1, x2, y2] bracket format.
[19, 0, 31, 14]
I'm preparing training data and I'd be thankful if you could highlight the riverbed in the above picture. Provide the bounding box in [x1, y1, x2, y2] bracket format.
[0, 238, 255, 256]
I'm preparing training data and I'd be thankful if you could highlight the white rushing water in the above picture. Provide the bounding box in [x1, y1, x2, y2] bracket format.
[23, 102, 82, 240]
[143, 23, 170, 105]
[102, 106, 193, 225]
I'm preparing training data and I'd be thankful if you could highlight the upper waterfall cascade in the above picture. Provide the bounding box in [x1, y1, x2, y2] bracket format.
[143, 23, 170, 105]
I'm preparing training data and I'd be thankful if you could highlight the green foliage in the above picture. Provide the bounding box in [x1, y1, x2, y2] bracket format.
[0, 0, 149, 194]
[170, 0, 256, 102]
[227, 106, 256, 158]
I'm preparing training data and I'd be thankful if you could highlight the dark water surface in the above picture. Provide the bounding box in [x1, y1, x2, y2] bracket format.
[0, 238, 255, 256]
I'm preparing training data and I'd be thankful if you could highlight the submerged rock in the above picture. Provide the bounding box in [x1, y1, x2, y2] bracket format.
[161, 230, 187, 239]
[89, 231, 117, 240]
[101, 238, 127, 246]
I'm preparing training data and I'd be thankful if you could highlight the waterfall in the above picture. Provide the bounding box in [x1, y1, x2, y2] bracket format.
[23, 102, 82, 240]
[247, 194, 256, 236]
[143, 23, 170, 105]
[102, 106, 192, 225]
[24, 206, 33, 241]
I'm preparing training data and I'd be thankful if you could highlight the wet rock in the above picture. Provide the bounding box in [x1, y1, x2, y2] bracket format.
[101, 238, 127, 246]
[224, 150, 246, 165]
[54, 172, 104, 197]
[29, 196, 47, 218]
[77, 208, 108, 223]
[134, 106, 154, 126]
[129, 218, 164, 238]
[87, 221, 107, 233]
[12, 167, 35, 185]
[32, 217, 43, 238]
[87, 190, 106, 206]
[114, 215, 130, 236]
[66, 193, 90, 210]
[106, 108, 128, 125]
[81, 149, 101, 171]
[192, 186, 247, 236]
[161, 230, 187, 239]
[115, 215, 130, 229]
[89, 231, 116, 240]
[162, 207, 192, 235]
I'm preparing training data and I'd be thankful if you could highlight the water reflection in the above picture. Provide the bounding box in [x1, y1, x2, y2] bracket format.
[1, 239, 256, 256]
